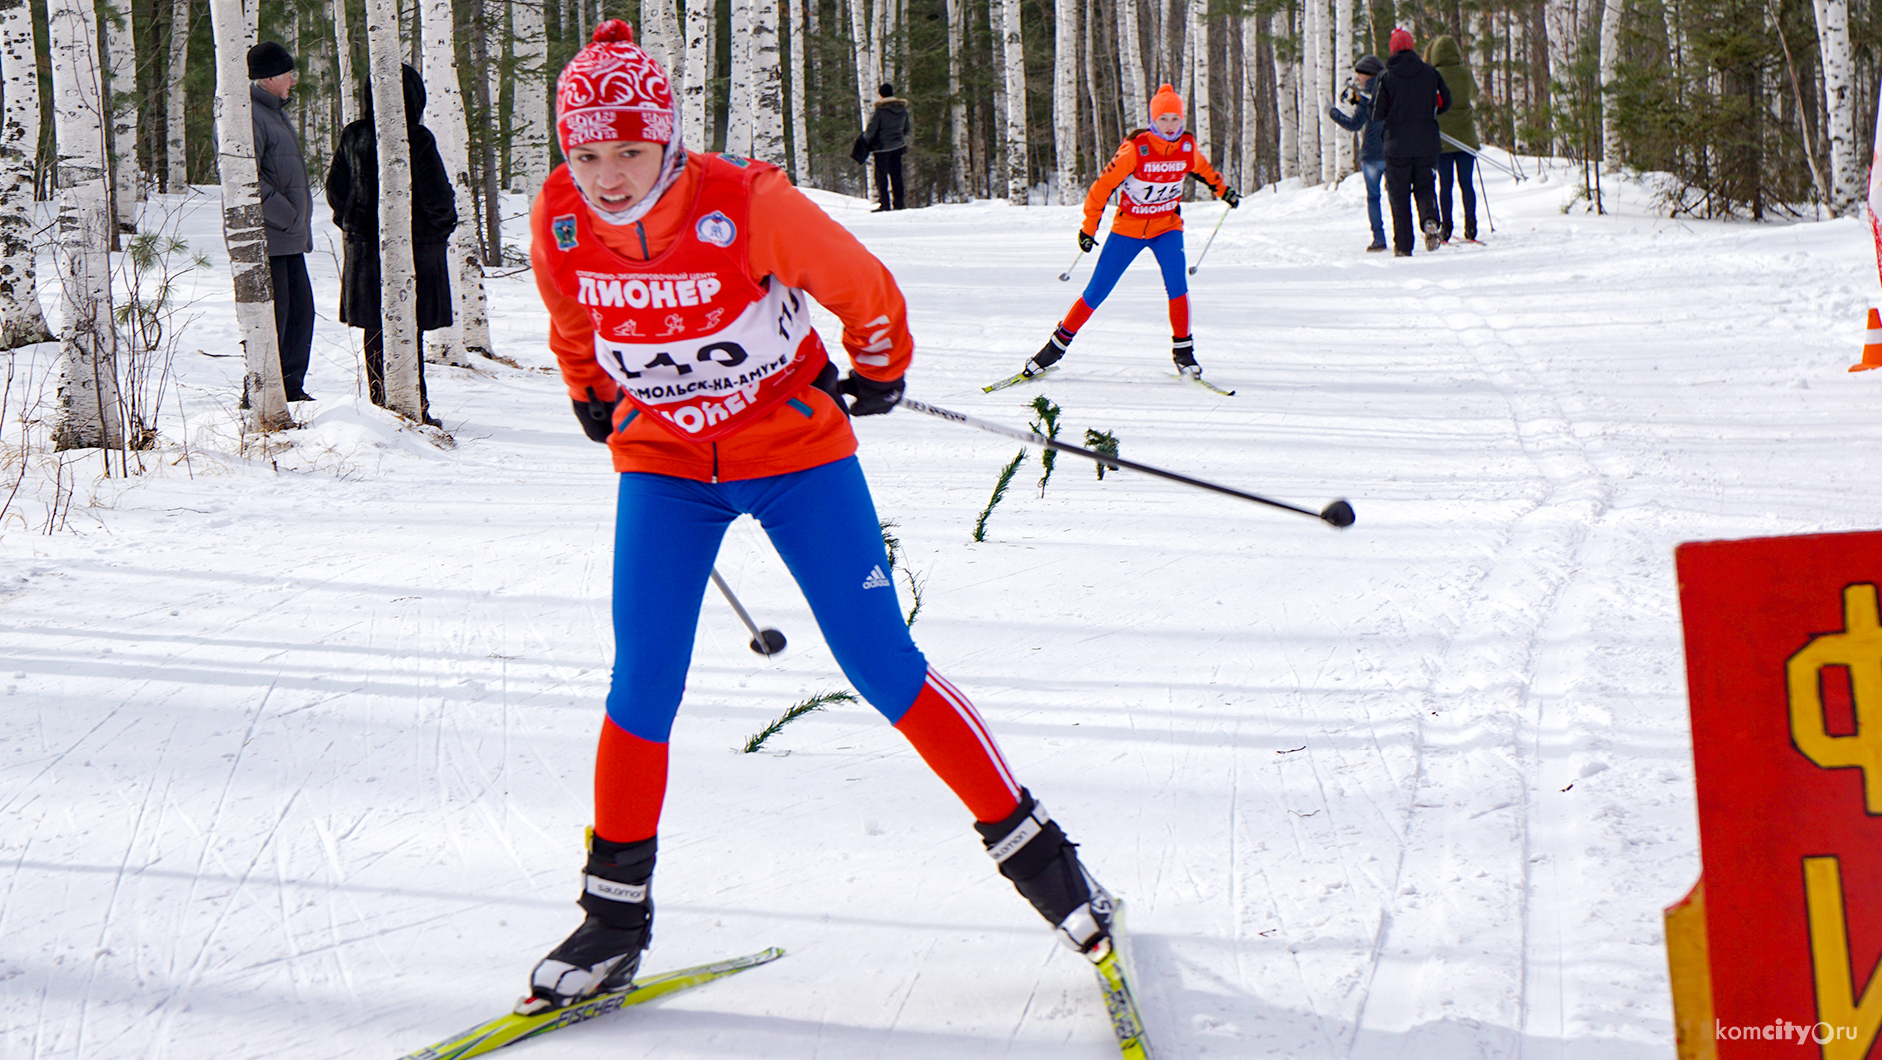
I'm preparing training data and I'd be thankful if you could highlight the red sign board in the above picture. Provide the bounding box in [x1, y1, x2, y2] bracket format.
[1678, 531, 1882, 1056]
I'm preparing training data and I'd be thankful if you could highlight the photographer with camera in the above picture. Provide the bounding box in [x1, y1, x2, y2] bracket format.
[1326, 54, 1388, 253]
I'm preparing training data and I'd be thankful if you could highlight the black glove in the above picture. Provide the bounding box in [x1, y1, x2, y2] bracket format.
[837, 371, 905, 416]
[571, 386, 619, 443]
[1220, 186, 1241, 208]
[1077, 230, 1097, 253]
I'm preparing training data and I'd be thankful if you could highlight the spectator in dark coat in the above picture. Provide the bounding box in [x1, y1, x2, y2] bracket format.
[326, 63, 457, 424]
[248, 41, 317, 401]
[1327, 53, 1388, 252]
[1370, 28, 1451, 256]
[863, 83, 910, 212]
[1426, 34, 1481, 242]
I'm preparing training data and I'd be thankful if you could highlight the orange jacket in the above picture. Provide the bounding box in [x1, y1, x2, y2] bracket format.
[1082, 132, 1229, 241]
[532, 152, 914, 482]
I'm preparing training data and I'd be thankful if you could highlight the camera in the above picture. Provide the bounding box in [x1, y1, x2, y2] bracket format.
[1340, 77, 1371, 106]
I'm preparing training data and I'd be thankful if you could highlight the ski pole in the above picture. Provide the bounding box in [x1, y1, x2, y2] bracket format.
[1475, 159, 1496, 233]
[1187, 206, 1231, 276]
[710, 568, 788, 655]
[1058, 247, 1085, 282]
[897, 397, 1355, 528]
[1441, 132, 1520, 179]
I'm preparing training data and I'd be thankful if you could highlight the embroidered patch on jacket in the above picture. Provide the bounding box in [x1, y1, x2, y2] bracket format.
[1138, 144, 1149, 156]
[696, 211, 737, 248]
[552, 214, 579, 250]
[719, 154, 752, 168]
[1182, 142, 1192, 152]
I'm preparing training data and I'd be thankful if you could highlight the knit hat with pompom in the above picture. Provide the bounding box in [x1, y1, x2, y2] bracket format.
[556, 20, 676, 152]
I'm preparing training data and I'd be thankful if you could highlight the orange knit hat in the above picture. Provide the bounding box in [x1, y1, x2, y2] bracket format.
[1149, 83, 1185, 121]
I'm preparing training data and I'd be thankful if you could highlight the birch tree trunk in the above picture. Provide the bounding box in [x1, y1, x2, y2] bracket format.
[945, 0, 968, 197]
[48, 0, 123, 449]
[422, 0, 488, 363]
[363, 0, 423, 420]
[102, 0, 139, 231]
[1333, 0, 1353, 177]
[787, 0, 808, 181]
[1116, 0, 1145, 122]
[723, 0, 752, 155]
[512, 0, 549, 192]
[751, 0, 787, 164]
[848, 0, 874, 127]
[1271, 7, 1297, 179]
[1298, 0, 1322, 185]
[642, 0, 677, 71]
[209, 0, 288, 430]
[684, 0, 713, 146]
[1053, 0, 1078, 202]
[333, 0, 358, 127]
[166, 0, 191, 191]
[1189, 0, 1210, 173]
[0, 0, 53, 348]
[1813, 0, 1860, 214]
[1000, 0, 1027, 202]
[1240, 13, 1259, 190]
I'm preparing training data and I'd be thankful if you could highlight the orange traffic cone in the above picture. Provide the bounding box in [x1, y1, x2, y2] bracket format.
[1853, 308, 1882, 371]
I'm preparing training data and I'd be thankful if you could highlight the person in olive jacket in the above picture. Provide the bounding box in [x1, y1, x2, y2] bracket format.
[1327, 54, 1388, 251]
[863, 83, 910, 212]
[248, 41, 317, 401]
[1426, 34, 1481, 243]
[1370, 27, 1451, 256]
[326, 63, 457, 424]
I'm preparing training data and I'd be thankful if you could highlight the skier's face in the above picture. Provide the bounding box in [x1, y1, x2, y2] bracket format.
[1152, 111, 1184, 137]
[567, 140, 666, 215]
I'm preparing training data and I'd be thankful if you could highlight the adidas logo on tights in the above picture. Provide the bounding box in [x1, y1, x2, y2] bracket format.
[861, 565, 892, 590]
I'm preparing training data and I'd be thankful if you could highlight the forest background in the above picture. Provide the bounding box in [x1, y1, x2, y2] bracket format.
[7, 0, 1881, 263]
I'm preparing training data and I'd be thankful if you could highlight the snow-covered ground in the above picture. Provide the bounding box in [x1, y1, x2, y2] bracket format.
[4, 158, 1875, 1059]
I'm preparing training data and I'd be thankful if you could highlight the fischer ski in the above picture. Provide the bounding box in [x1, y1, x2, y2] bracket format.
[395, 947, 785, 1060]
[1167, 372, 1236, 396]
[984, 365, 1058, 392]
[1092, 904, 1154, 1059]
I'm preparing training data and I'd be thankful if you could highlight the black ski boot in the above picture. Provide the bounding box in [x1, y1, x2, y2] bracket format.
[1026, 327, 1074, 377]
[975, 789, 1114, 959]
[520, 832, 657, 1013]
[1172, 336, 1200, 379]
[1423, 219, 1442, 253]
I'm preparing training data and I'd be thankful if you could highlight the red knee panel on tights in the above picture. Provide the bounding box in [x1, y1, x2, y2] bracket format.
[1062, 299, 1096, 334]
[595, 717, 668, 844]
[1168, 295, 1190, 338]
[893, 672, 1022, 823]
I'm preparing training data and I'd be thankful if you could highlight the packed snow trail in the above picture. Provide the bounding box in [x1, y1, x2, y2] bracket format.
[4, 166, 1878, 1058]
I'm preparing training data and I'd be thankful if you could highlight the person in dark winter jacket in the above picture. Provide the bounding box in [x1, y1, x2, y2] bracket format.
[1327, 53, 1387, 252]
[248, 41, 317, 401]
[1370, 27, 1451, 256]
[863, 83, 910, 212]
[325, 63, 457, 424]
[1426, 35, 1481, 243]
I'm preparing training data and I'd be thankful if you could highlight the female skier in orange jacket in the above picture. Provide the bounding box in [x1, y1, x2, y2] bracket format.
[517, 21, 1115, 1012]
[1024, 83, 1238, 381]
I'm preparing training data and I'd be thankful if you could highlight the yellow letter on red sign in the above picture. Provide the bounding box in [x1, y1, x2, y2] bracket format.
[1788, 584, 1882, 813]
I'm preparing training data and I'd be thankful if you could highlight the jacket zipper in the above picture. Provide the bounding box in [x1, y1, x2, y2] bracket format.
[711, 443, 719, 483]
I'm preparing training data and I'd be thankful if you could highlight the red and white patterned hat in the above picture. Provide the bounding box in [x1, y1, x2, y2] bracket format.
[556, 20, 676, 151]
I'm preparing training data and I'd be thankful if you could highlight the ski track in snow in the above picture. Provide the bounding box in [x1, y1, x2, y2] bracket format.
[2, 167, 1875, 1058]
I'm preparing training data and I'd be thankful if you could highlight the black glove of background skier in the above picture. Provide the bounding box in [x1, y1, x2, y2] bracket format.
[572, 386, 619, 443]
[1221, 186, 1241, 208]
[1077, 230, 1097, 253]
[837, 371, 905, 416]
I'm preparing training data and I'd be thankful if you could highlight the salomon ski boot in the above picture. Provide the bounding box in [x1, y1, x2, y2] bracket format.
[519, 832, 657, 1013]
[976, 789, 1114, 959]
[1172, 336, 1200, 379]
[1026, 327, 1074, 377]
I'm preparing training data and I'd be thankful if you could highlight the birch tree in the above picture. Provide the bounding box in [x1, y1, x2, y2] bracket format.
[1298, 0, 1322, 184]
[102, 0, 139, 231]
[1333, 0, 1353, 177]
[362, 0, 423, 420]
[1053, 0, 1078, 201]
[165, 0, 191, 191]
[47, 0, 123, 450]
[422, 0, 489, 363]
[513, 0, 549, 192]
[208, 0, 289, 430]
[1188, 0, 1210, 172]
[787, 0, 808, 181]
[848, 0, 874, 127]
[725, 0, 752, 155]
[1812, 0, 1860, 214]
[1000, 0, 1027, 201]
[1116, 0, 1145, 122]
[752, 0, 786, 165]
[684, 0, 713, 145]
[945, 0, 968, 196]
[0, 0, 53, 347]
[1271, 7, 1297, 180]
[642, 0, 677, 70]
[332, 0, 358, 127]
